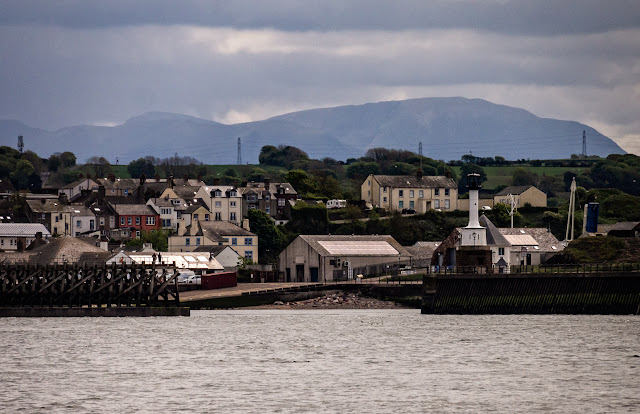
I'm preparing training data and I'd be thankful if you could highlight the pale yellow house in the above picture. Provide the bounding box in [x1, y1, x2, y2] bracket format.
[494, 186, 547, 208]
[168, 220, 258, 263]
[195, 186, 242, 224]
[361, 173, 458, 213]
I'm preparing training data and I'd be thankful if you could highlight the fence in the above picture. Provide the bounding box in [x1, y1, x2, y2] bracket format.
[0, 263, 180, 308]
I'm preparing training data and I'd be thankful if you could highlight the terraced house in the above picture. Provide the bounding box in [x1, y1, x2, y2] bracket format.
[361, 172, 458, 213]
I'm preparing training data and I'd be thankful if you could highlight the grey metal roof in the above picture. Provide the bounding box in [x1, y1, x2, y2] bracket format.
[298, 235, 409, 257]
[373, 175, 457, 189]
[497, 227, 563, 252]
[495, 186, 534, 196]
[0, 223, 51, 237]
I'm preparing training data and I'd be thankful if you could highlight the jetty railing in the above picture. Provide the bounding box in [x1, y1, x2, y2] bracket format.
[0, 263, 180, 308]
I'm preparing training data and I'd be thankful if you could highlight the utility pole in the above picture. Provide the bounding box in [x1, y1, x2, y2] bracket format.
[17, 135, 24, 154]
[582, 130, 586, 157]
[565, 177, 577, 242]
[237, 137, 242, 165]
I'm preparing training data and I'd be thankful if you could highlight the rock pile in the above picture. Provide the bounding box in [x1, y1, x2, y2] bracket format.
[267, 292, 404, 309]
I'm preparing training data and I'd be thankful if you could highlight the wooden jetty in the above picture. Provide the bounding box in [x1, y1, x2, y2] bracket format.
[0, 263, 188, 317]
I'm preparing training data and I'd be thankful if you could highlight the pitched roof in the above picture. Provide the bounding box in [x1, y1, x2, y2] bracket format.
[0, 179, 16, 193]
[269, 182, 297, 195]
[26, 198, 66, 213]
[373, 175, 457, 189]
[298, 235, 409, 257]
[406, 242, 440, 260]
[495, 186, 535, 196]
[497, 227, 563, 252]
[479, 215, 510, 246]
[199, 221, 255, 241]
[610, 221, 640, 231]
[0, 223, 51, 237]
[114, 204, 158, 216]
[96, 177, 139, 190]
[0, 236, 108, 265]
[171, 186, 201, 200]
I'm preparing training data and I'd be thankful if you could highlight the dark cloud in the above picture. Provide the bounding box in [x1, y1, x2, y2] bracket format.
[1, 0, 639, 35]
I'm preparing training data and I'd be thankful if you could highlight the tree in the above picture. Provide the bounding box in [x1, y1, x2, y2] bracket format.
[47, 155, 62, 172]
[85, 156, 113, 178]
[512, 167, 538, 186]
[285, 169, 316, 197]
[126, 229, 169, 251]
[128, 157, 155, 178]
[346, 162, 380, 181]
[247, 209, 286, 264]
[10, 159, 35, 190]
[59, 152, 77, 168]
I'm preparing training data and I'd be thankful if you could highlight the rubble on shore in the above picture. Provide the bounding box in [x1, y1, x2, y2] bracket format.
[247, 292, 406, 309]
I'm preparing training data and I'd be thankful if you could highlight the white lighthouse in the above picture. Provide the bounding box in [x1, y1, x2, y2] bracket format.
[460, 173, 487, 247]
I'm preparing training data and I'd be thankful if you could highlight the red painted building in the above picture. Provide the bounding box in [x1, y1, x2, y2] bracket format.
[114, 204, 161, 237]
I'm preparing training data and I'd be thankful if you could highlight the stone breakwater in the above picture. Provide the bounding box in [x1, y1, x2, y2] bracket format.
[250, 292, 406, 309]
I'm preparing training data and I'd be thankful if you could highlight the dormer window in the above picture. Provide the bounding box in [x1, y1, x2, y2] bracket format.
[230, 191, 237, 197]
[279, 188, 284, 194]
[214, 190, 222, 197]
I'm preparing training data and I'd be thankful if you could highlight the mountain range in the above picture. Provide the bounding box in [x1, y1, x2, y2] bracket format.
[0, 97, 625, 164]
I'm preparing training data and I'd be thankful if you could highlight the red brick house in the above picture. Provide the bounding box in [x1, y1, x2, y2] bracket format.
[114, 204, 160, 238]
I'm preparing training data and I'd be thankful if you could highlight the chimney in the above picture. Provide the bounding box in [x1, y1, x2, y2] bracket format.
[154, 173, 160, 181]
[169, 175, 174, 188]
[41, 198, 46, 204]
[98, 185, 105, 205]
[264, 177, 271, 189]
[241, 181, 248, 187]
[58, 192, 68, 205]
[416, 168, 423, 180]
[140, 173, 146, 186]
[108, 174, 116, 182]
[35, 232, 42, 240]
[242, 218, 250, 231]
[445, 169, 451, 179]
[213, 177, 220, 185]
[183, 174, 189, 183]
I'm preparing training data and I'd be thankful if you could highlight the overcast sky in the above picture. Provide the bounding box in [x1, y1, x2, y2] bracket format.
[1, 0, 639, 155]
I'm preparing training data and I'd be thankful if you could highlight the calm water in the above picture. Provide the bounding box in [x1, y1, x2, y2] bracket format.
[1, 310, 639, 413]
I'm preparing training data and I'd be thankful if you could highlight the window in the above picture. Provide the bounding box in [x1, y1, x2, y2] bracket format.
[409, 201, 414, 209]
[110, 217, 114, 227]
[409, 190, 414, 198]
[214, 190, 222, 197]
[498, 248, 505, 255]
[41, 213, 46, 220]
[75, 232, 80, 237]
[230, 191, 237, 197]
[245, 251, 253, 260]
[434, 188, 440, 196]
[231, 212, 237, 221]
[205, 214, 210, 221]
[186, 238, 190, 246]
[193, 214, 199, 221]
[434, 200, 440, 209]
[215, 212, 221, 221]
[136, 230, 140, 238]
[445, 188, 450, 196]
[383, 187, 387, 193]
[419, 190, 424, 198]
[399, 201, 404, 209]
[55, 216, 59, 222]
[367, 190, 370, 196]
[230, 201, 236, 207]
[76, 220, 81, 228]
[399, 190, 404, 197]
[215, 201, 221, 208]
[265, 206, 270, 214]
[136, 217, 140, 225]
[100, 217, 104, 225]
[278, 199, 285, 207]
[264, 195, 269, 202]
[231, 238, 237, 245]
[196, 237, 200, 246]
[444, 199, 450, 209]
[245, 238, 253, 245]
[90, 219, 95, 230]
[383, 197, 387, 203]
[124, 189, 128, 196]
[121, 217, 125, 226]
[127, 217, 132, 225]
[146, 217, 156, 225]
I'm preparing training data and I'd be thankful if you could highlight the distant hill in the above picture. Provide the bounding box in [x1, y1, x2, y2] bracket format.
[0, 97, 624, 164]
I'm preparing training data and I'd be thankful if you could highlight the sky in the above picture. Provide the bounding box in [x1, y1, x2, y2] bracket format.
[1, 0, 639, 155]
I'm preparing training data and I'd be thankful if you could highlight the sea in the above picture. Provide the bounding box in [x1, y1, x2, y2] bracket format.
[1, 310, 639, 413]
